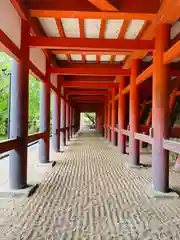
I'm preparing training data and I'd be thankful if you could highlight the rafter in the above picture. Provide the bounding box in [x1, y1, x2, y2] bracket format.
[87, 0, 118, 11]
[122, 0, 180, 69]
[118, 20, 130, 39]
[30, 37, 155, 51]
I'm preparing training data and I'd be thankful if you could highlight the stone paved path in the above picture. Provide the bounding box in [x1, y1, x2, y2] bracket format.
[0, 131, 180, 239]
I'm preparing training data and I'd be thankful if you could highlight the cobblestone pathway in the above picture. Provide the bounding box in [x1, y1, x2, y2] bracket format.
[0, 131, 180, 239]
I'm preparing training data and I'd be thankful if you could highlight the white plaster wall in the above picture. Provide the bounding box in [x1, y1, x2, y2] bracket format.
[51, 74, 57, 88]
[30, 48, 46, 75]
[0, 1, 46, 75]
[0, 0, 21, 48]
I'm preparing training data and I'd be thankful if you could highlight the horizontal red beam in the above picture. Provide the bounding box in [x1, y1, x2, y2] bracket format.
[30, 37, 155, 51]
[51, 67, 130, 76]
[63, 81, 119, 89]
[53, 50, 131, 56]
[31, 10, 156, 21]
[0, 138, 18, 154]
[28, 132, 46, 143]
[68, 90, 111, 95]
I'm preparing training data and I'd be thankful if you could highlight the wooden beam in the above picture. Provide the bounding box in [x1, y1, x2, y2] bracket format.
[52, 50, 131, 56]
[118, 20, 130, 39]
[30, 37, 155, 51]
[163, 139, 180, 154]
[31, 10, 156, 21]
[87, 0, 118, 11]
[68, 90, 111, 95]
[0, 138, 18, 154]
[164, 40, 180, 64]
[51, 67, 130, 76]
[63, 82, 119, 89]
[55, 19, 65, 37]
[136, 65, 153, 85]
[122, 0, 180, 69]
[28, 132, 46, 143]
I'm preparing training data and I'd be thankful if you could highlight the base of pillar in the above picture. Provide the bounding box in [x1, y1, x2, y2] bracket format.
[146, 185, 179, 199]
[0, 183, 39, 198]
[173, 164, 180, 172]
[37, 161, 56, 168]
[125, 162, 143, 169]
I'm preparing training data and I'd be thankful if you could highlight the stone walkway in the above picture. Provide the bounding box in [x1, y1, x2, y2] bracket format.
[0, 131, 180, 239]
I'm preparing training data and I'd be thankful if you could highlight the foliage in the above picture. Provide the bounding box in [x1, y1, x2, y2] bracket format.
[84, 113, 96, 124]
[0, 52, 43, 137]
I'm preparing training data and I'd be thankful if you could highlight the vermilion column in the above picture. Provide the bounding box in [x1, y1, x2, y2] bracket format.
[152, 24, 170, 192]
[129, 59, 140, 166]
[60, 96, 66, 147]
[63, 97, 67, 145]
[39, 59, 51, 163]
[111, 88, 116, 145]
[9, 20, 30, 189]
[107, 97, 111, 141]
[52, 82, 61, 152]
[118, 76, 126, 154]
[104, 101, 107, 138]
[68, 102, 71, 140]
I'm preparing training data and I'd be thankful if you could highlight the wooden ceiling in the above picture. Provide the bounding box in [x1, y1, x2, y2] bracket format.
[11, 0, 180, 105]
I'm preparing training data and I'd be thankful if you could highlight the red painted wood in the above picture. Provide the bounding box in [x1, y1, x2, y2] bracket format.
[129, 59, 140, 166]
[118, 76, 126, 154]
[111, 88, 116, 145]
[51, 67, 130, 76]
[152, 24, 170, 193]
[30, 36, 155, 51]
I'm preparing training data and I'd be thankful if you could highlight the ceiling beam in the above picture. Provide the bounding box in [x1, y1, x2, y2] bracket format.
[63, 82, 119, 89]
[52, 50, 131, 56]
[30, 10, 156, 21]
[87, 0, 118, 11]
[122, 0, 180, 69]
[30, 37, 155, 51]
[68, 90, 111, 95]
[51, 67, 130, 76]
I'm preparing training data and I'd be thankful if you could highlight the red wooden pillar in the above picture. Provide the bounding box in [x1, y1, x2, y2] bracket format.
[129, 59, 140, 166]
[68, 101, 71, 140]
[60, 96, 66, 147]
[104, 101, 107, 137]
[107, 97, 111, 141]
[152, 24, 170, 192]
[52, 81, 61, 152]
[118, 76, 126, 154]
[9, 20, 30, 189]
[111, 88, 116, 145]
[39, 58, 51, 163]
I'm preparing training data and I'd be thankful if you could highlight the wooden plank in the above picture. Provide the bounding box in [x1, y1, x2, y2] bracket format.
[134, 133, 152, 144]
[0, 138, 18, 154]
[121, 129, 130, 136]
[28, 132, 46, 143]
[53, 50, 131, 55]
[163, 139, 180, 154]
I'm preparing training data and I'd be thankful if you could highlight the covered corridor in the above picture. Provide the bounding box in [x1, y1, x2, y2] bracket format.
[0, 131, 180, 239]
